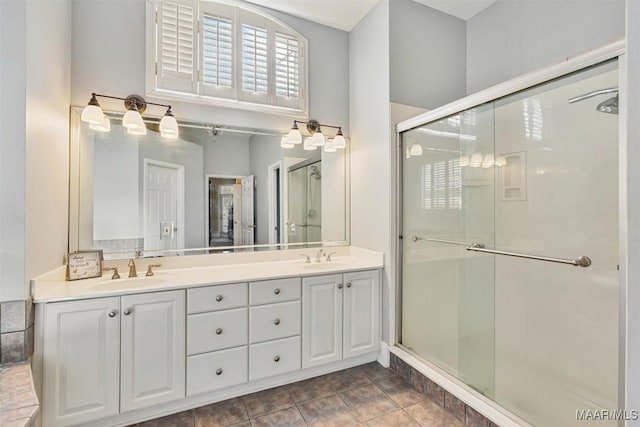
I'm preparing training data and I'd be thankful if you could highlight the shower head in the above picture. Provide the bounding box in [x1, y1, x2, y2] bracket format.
[568, 87, 619, 114]
[596, 95, 618, 114]
[309, 165, 321, 180]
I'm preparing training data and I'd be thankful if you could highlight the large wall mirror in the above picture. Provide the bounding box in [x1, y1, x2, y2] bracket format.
[69, 107, 349, 259]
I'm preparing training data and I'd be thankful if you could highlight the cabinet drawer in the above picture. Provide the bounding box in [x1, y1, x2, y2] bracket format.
[250, 278, 301, 305]
[187, 346, 248, 396]
[250, 301, 301, 343]
[187, 308, 248, 355]
[188, 283, 247, 314]
[249, 336, 301, 381]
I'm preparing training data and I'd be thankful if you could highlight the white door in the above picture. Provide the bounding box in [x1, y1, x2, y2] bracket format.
[302, 274, 343, 368]
[145, 162, 182, 252]
[120, 290, 186, 412]
[343, 270, 381, 359]
[233, 183, 242, 245]
[43, 297, 120, 427]
[241, 175, 255, 245]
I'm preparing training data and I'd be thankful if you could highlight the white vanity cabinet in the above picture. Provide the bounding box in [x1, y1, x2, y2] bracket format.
[302, 270, 380, 368]
[42, 290, 185, 427]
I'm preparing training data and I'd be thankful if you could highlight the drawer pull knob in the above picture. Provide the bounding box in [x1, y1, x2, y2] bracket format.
[274, 356, 280, 362]
[123, 308, 132, 316]
[346, 282, 352, 288]
[216, 368, 223, 375]
[108, 310, 117, 318]
[216, 328, 223, 335]
[216, 295, 223, 302]
[337, 284, 343, 289]
[274, 319, 281, 325]
[274, 288, 281, 295]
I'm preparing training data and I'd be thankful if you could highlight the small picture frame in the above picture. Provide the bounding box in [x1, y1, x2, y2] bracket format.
[66, 250, 104, 281]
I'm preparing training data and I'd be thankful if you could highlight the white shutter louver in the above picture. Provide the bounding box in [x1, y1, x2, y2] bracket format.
[275, 33, 299, 99]
[158, 0, 197, 92]
[202, 14, 233, 88]
[241, 23, 269, 94]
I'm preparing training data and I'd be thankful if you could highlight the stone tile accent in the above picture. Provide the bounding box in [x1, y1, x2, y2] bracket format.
[405, 400, 463, 427]
[0, 299, 34, 365]
[375, 376, 425, 408]
[426, 379, 446, 407]
[298, 394, 359, 426]
[1, 331, 26, 364]
[339, 383, 399, 422]
[444, 392, 466, 422]
[466, 406, 490, 427]
[1, 301, 26, 333]
[0, 362, 40, 427]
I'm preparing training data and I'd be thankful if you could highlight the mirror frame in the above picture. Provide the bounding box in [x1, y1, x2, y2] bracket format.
[68, 107, 351, 259]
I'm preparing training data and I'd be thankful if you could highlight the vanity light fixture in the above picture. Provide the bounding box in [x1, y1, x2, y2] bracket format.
[81, 93, 179, 139]
[280, 135, 294, 148]
[286, 119, 347, 150]
[303, 137, 316, 150]
[409, 144, 423, 156]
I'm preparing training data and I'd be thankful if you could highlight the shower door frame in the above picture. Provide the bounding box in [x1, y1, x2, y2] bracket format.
[392, 39, 627, 425]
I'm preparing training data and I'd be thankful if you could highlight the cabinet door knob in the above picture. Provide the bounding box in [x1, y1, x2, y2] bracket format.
[216, 295, 223, 302]
[274, 355, 280, 362]
[274, 319, 280, 325]
[108, 310, 117, 318]
[346, 282, 352, 288]
[216, 368, 223, 375]
[274, 288, 281, 295]
[337, 284, 343, 289]
[123, 308, 132, 316]
[216, 328, 223, 335]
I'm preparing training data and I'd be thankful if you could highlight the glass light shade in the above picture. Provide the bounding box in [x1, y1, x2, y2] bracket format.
[482, 153, 495, 168]
[409, 144, 423, 156]
[122, 109, 145, 130]
[89, 115, 111, 132]
[312, 131, 326, 146]
[281, 136, 294, 148]
[127, 126, 147, 136]
[470, 152, 483, 168]
[495, 156, 507, 167]
[459, 155, 470, 167]
[160, 114, 179, 138]
[324, 140, 337, 152]
[333, 134, 346, 149]
[303, 137, 316, 150]
[406, 148, 411, 159]
[81, 104, 104, 125]
[288, 128, 302, 144]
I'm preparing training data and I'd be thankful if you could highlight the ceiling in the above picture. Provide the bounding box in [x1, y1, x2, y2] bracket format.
[244, 0, 498, 32]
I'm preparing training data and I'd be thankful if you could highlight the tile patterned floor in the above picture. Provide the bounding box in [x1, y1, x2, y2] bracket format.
[131, 362, 467, 427]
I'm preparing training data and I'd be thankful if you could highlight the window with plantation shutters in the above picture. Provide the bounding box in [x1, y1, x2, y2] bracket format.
[150, 0, 308, 116]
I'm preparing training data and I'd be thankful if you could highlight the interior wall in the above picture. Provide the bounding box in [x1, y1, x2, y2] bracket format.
[70, 0, 349, 134]
[201, 134, 251, 178]
[349, 0, 391, 342]
[0, 1, 27, 302]
[466, 0, 625, 94]
[389, 0, 466, 110]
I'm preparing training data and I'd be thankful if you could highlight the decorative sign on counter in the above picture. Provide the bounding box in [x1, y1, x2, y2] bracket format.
[66, 250, 104, 281]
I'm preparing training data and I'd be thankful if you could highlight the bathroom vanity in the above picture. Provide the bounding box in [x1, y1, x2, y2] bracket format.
[31, 247, 383, 427]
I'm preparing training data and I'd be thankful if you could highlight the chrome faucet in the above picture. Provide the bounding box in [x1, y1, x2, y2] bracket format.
[128, 259, 137, 278]
[315, 250, 325, 263]
[301, 254, 312, 264]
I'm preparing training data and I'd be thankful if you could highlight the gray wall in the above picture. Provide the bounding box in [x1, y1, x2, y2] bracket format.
[71, 0, 350, 134]
[466, 0, 625, 93]
[390, 0, 467, 109]
[201, 134, 251, 178]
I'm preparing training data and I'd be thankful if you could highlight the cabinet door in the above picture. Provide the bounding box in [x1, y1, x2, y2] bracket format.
[302, 274, 343, 368]
[343, 270, 380, 359]
[43, 297, 120, 427]
[120, 290, 186, 412]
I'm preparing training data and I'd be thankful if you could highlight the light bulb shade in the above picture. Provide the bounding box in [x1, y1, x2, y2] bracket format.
[324, 141, 337, 152]
[482, 153, 495, 168]
[459, 155, 470, 167]
[161, 129, 179, 139]
[312, 131, 326, 146]
[287, 122, 302, 144]
[409, 144, 423, 156]
[122, 109, 145, 130]
[127, 126, 147, 136]
[495, 156, 507, 167]
[159, 112, 179, 137]
[303, 137, 316, 150]
[470, 152, 483, 168]
[333, 134, 346, 149]
[281, 136, 294, 148]
[89, 115, 111, 132]
[81, 104, 104, 125]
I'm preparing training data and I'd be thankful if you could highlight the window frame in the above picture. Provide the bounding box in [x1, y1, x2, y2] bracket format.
[145, 0, 309, 118]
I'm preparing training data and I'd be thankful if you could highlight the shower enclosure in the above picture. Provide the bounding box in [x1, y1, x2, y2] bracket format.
[399, 56, 620, 426]
[287, 161, 322, 243]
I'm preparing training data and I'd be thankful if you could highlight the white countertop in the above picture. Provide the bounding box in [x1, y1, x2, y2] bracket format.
[32, 246, 384, 303]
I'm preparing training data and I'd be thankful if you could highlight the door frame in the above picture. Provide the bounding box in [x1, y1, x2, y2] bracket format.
[267, 161, 283, 245]
[143, 158, 185, 252]
[204, 174, 243, 247]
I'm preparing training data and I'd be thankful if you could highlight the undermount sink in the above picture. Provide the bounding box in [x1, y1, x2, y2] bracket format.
[88, 275, 173, 290]
[302, 262, 348, 270]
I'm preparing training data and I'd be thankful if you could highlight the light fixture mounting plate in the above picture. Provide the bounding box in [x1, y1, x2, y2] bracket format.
[124, 95, 147, 114]
[306, 119, 320, 134]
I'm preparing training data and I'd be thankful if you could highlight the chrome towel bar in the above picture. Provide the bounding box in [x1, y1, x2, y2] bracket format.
[411, 235, 591, 267]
